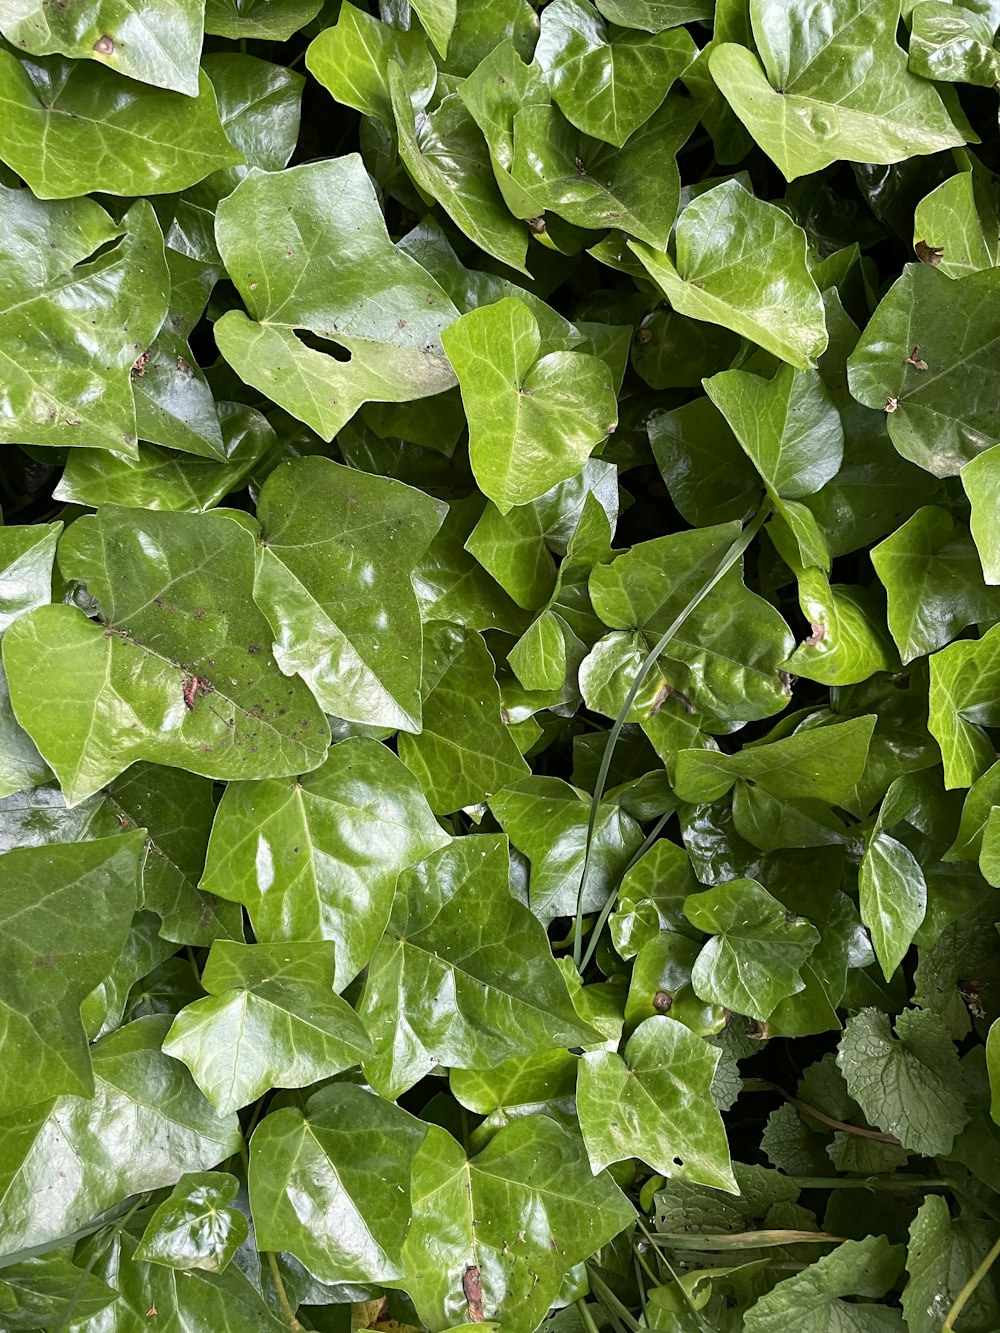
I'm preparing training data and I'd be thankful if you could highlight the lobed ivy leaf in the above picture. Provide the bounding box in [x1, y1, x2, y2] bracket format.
[134, 1171, 248, 1272]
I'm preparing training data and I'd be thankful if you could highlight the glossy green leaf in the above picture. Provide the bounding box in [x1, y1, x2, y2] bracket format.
[837, 1006, 969, 1155]
[306, 2, 437, 125]
[0, 1016, 240, 1253]
[963, 443, 1000, 583]
[595, 0, 711, 25]
[357, 836, 597, 1098]
[710, 0, 965, 181]
[0, 190, 169, 454]
[204, 0, 320, 38]
[134, 1171, 247, 1272]
[397, 621, 529, 813]
[163, 941, 372, 1114]
[0, 1252, 116, 1327]
[533, 0, 692, 147]
[629, 180, 828, 368]
[685, 879, 821, 1021]
[610, 837, 699, 960]
[913, 166, 1000, 279]
[860, 832, 927, 980]
[213, 157, 460, 440]
[450, 1049, 579, 1134]
[848, 263, 1000, 477]
[0, 56, 239, 198]
[578, 1016, 736, 1189]
[253, 456, 445, 731]
[910, 1, 1000, 85]
[248, 1083, 428, 1284]
[397, 1117, 634, 1333]
[200, 737, 449, 985]
[648, 397, 761, 528]
[929, 621, 1000, 788]
[442, 297, 617, 513]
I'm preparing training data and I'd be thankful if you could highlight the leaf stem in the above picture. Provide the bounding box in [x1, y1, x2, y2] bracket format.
[266, 1250, 304, 1332]
[944, 1231, 1000, 1331]
[783, 1176, 958, 1191]
[578, 810, 671, 973]
[572, 498, 772, 972]
[742, 1078, 902, 1144]
[575, 1298, 602, 1333]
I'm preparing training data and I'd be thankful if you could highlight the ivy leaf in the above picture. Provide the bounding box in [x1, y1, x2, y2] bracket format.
[929, 622, 1000, 788]
[134, 1171, 248, 1272]
[963, 443, 1000, 583]
[577, 1016, 736, 1190]
[205, 0, 321, 38]
[533, 0, 692, 146]
[596, 0, 712, 27]
[397, 1117, 635, 1333]
[248, 1083, 428, 1284]
[252, 456, 446, 731]
[0, 1015, 240, 1253]
[213, 157, 461, 440]
[442, 297, 618, 514]
[0, 832, 142, 1113]
[685, 879, 821, 1021]
[450, 1049, 579, 1135]
[163, 941, 372, 1114]
[306, 2, 437, 125]
[0, 0, 204, 94]
[837, 1007, 969, 1155]
[0, 190, 169, 454]
[860, 832, 927, 981]
[200, 737, 449, 986]
[909, 1, 1000, 86]
[847, 264, 1000, 477]
[744, 1235, 905, 1332]
[357, 836, 598, 1098]
[397, 621, 530, 814]
[629, 180, 827, 368]
[2, 507, 330, 805]
[913, 167, 1000, 280]
[0, 55, 239, 198]
[0, 1252, 117, 1328]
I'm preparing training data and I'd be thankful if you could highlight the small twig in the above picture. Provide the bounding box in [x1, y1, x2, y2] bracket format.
[742, 1078, 901, 1144]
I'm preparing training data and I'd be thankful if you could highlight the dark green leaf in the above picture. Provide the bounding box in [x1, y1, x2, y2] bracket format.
[134, 1171, 247, 1272]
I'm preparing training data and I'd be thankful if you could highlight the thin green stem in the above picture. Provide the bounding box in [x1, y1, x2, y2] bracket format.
[944, 1231, 1000, 1331]
[572, 498, 772, 971]
[578, 810, 671, 973]
[783, 1175, 958, 1191]
[266, 1250, 304, 1332]
[575, 1298, 602, 1333]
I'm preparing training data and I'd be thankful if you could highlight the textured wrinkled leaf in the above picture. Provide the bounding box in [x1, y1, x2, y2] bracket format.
[200, 737, 449, 985]
[248, 1084, 428, 1284]
[630, 180, 827, 368]
[0, 56, 239, 198]
[848, 264, 1000, 477]
[902, 1194, 1000, 1333]
[357, 836, 597, 1098]
[0, 1016, 239, 1253]
[164, 941, 372, 1114]
[398, 1117, 634, 1333]
[910, 1, 1000, 86]
[578, 1016, 735, 1189]
[686, 879, 821, 1021]
[710, 0, 965, 182]
[214, 157, 460, 440]
[745, 1235, 905, 1332]
[442, 297, 617, 514]
[533, 0, 692, 146]
[3, 507, 330, 805]
[0, 832, 142, 1114]
[253, 456, 445, 731]
[397, 621, 529, 814]
[837, 1007, 968, 1155]
[135, 1171, 247, 1272]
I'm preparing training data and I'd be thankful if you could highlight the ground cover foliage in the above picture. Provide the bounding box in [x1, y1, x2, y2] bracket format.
[3, 0, 1000, 1329]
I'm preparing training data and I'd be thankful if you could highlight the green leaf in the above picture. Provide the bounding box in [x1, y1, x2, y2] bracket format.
[200, 737, 449, 985]
[163, 941, 372, 1114]
[0, 832, 142, 1113]
[903, 1194, 1000, 1333]
[837, 1007, 969, 1154]
[204, 0, 320, 38]
[610, 837, 699, 959]
[673, 716, 876, 805]
[3, 507, 330, 805]
[710, 0, 965, 181]
[745, 1235, 905, 1332]
[929, 621, 1000, 788]
[442, 297, 617, 513]
[860, 832, 927, 980]
[963, 443, 1000, 583]
[0, 190, 169, 454]
[595, 0, 711, 26]
[397, 621, 530, 814]
[649, 397, 761, 527]
[909, 1, 1000, 86]
[0, 1015, 240, 1253]
[0, 0, 204, 94]
[0, 56, 239, 198]
[450, 1049, 579, 1134]
[357, 836, 597, 1098]
[847, 263, 1000, 477]
[533, 0, 692, 147]
[397, 1117, 634, 1333]
[0, 1252, 116, 1328]
[306, 2, 437, 125]
[134, 1171, 247, 1272]
[629, 180, 828, 368]
[703, 364, 844, 500]
[252, 456, 445, 731]
[913, 167, 1000, 279]
[577, 1016, 736, 1190]
[248, 1083, 428, 1284]
[490, 776, 643, 921]
[213, 157, 460, 440]
[685, 879, 821, 1021]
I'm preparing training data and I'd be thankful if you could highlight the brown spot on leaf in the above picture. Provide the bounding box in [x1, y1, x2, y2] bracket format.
[653, 990, 672, 1013]
[93, 33, 115, 53]
[904, 345, 928, 371]
[804, 622, 826, 646]
[915, 239, 943, 266]
[885, 396, 899, 413]
[463, 1266, 485, 1323]
[130, 349, 151, 381]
